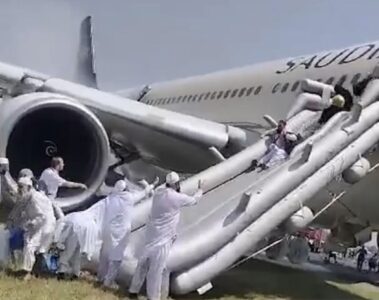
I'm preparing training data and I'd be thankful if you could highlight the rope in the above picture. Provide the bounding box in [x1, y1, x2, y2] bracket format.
[312, 191, 346, 220]
[226, 191, 346, 272]
[227, 236, 287, 271]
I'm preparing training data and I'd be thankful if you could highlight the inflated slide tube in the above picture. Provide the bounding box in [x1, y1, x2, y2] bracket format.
[130, 110, 319, 231]
[171, 121, 379, 293]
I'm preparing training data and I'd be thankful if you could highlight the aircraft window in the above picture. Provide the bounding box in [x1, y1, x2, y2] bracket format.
[204, 92, 211, 100]
[167, 98, 171, 104]
[217, 91, 223, 99]
[210, 91, 217, 100]
[281, 83, 289, 93]
[224, 90, 231, 98]
[193, 95, 198, 101]
[238, 88, 246, 97]
[351, 73, 361, 85]
[336, 75, 347, 86]
[172, 97, 177, 104]
[177, 96, 182, 102]
[231, 89, 238, 98]
[187, 95, 193, 102]
[254, 86, 262, 95]
[291, 81, 300, 92]
[198, 94, 204, 101]
[326, 77, 335, 85]
[272, 83, 281, 94]
[246, 87, 254, 96]
[182, 95, 187, 102]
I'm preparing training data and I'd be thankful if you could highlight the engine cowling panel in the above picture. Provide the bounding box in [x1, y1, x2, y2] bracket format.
[0, 92, 110, 211]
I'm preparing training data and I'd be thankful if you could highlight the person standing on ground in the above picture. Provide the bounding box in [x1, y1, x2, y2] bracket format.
[357, 245, 367, 272]
[97, 178, 157, 288]
[16, 177, 56, 280]
[39, 157, 87, 200]
[128, 172, 203, 300]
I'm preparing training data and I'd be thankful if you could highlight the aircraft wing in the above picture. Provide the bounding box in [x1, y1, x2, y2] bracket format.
[0, 62, 246, 210]
[44, 77, 247, 172]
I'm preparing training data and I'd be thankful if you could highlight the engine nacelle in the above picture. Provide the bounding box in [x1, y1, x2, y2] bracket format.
[0, 92, 110, 211]
[285, 206, 314, 233]
[342, 157, 370, 184]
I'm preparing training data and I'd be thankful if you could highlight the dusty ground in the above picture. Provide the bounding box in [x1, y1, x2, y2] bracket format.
[1, 259, 379, 300]
[1, 205, 379, 299]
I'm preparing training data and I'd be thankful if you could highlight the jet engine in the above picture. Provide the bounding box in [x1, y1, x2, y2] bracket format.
[0, 92, 110, 211]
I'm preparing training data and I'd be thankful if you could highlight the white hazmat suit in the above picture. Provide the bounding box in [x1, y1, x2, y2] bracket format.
[129, 172, 202, 300]
[55, 202, 103, 277]
[16, 177, 56, 272]
[97, 180, 154, 287]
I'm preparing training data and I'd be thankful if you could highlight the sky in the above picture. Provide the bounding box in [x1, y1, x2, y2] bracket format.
[0, 0, 378, 91]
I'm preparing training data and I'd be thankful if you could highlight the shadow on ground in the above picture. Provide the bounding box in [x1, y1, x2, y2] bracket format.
[180, 260, 370, 300]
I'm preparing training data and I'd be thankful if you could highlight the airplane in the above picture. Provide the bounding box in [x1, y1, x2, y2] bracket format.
[1, 15, 379, 294]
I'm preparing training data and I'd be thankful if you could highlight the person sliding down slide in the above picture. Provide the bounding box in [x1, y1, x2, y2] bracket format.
[250, 120, 298, 171]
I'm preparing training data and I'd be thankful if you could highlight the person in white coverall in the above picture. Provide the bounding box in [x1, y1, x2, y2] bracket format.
[97, 178, 157, 288]
[16, 177, 56, 280]
[55, 200, 103, 279]
[129, 172, 203, 300]
[1, 166, 60, 270]
[40, 157, 87, 200]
